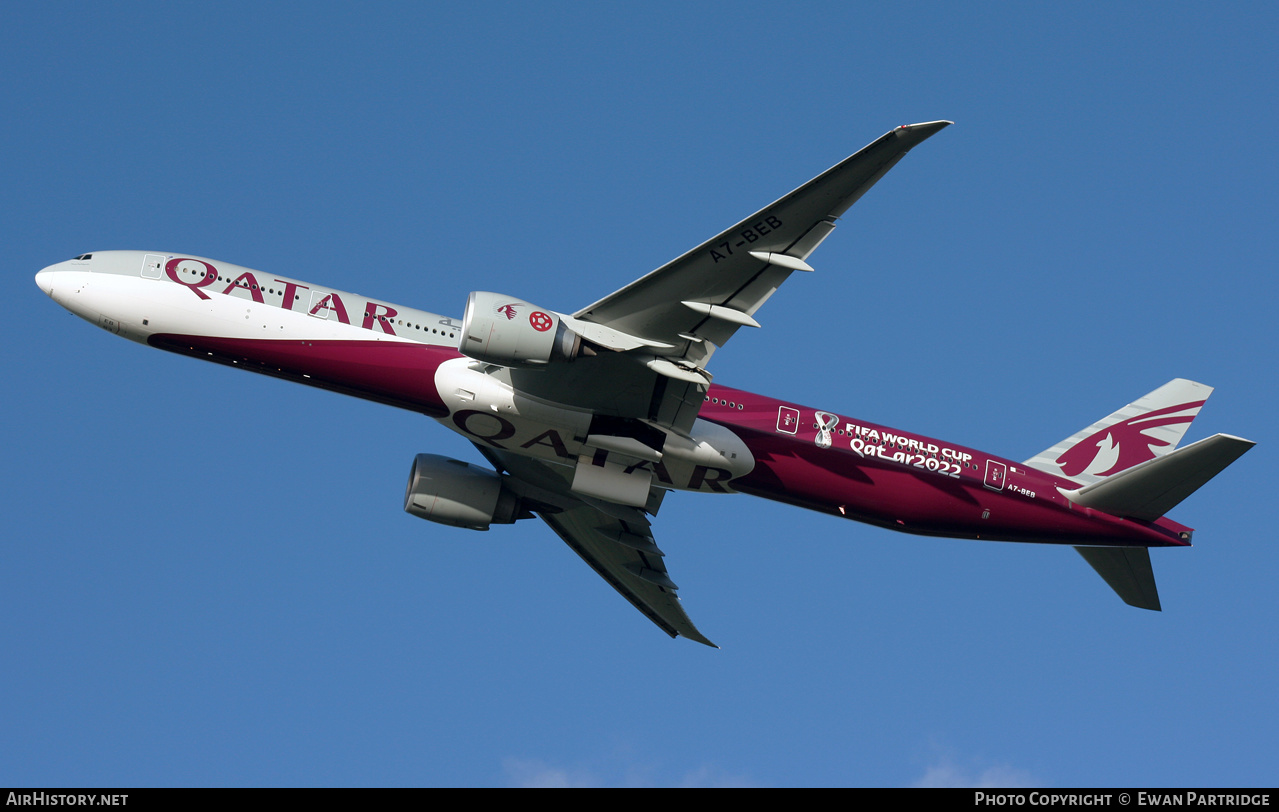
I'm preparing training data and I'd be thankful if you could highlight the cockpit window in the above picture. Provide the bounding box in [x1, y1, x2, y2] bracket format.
[72, 254, 93, 260]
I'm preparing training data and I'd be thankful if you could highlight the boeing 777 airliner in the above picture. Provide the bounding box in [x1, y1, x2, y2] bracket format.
[34, 121, 1253, 646]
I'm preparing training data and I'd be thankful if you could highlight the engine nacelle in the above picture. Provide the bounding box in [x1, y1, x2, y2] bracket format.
[459, 291, 582, 367]
[403, 453, 522, 530]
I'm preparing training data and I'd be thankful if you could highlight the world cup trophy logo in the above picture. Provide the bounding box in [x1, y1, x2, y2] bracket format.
[814, 411, 840, 449]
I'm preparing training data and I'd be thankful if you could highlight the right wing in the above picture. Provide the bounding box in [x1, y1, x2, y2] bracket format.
[539, 499, 716, 647]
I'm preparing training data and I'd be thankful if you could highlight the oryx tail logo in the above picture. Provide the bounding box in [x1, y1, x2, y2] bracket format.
[495, 303, 519, 320]
[1056, 400, 1205, 478]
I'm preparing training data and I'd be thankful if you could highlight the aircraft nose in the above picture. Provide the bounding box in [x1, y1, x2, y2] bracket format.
[34, 265, 58, 297]
[35, 259, 81, 298]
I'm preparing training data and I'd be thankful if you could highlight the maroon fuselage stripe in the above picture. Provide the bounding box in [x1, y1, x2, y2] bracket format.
[148, 334, 454, 417]
[149, 333, 1192, 550]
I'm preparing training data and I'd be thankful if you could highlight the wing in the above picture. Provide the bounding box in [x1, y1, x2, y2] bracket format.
[513, 121, 951, 433]
[477, 445, 716, 647]
[541, 501, 715, 647]
[573, 120, 952, 370]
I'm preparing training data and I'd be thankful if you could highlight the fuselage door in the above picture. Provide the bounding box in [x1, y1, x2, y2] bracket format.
[308, 289, 342, 320]
[140, 254, 165, 279]
[984, 459, 1007, 491]
[776, 406, 799, 435]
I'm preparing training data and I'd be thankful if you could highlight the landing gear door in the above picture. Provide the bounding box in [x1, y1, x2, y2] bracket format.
[984, 460, 1007, 491]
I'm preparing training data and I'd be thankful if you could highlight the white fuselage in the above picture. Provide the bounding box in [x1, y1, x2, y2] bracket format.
[35, 251, 460, 349]
[35, 250, 753, 502]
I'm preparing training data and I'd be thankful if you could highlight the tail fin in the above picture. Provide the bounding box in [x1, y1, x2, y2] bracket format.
[1024, 379, 1213, 486]
[1030, 380, 1255, 612]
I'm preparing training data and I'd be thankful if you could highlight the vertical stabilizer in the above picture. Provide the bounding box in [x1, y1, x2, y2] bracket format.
[1024, 379, 1212, 486]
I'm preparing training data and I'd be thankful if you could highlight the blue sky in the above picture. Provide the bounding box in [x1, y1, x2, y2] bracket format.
[3, 2, 1276, 787]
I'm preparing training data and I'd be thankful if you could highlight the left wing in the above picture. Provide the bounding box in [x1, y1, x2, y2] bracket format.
[477, 445, 716, 647]
[573, 120, 952, 370]
[513, 121, 951, 433]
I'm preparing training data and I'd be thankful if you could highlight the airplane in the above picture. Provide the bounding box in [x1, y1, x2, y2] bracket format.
[34, 121, 1254, 647]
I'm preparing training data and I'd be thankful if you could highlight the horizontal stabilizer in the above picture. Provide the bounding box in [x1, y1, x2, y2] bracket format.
[1066, 434, 1254, 521]
[1074, 546, 1162, 611]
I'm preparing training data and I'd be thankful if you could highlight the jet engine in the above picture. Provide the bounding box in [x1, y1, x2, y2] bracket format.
[459, 291, 583, 367]
[403, 453, 523, 530]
